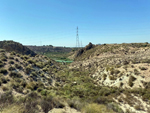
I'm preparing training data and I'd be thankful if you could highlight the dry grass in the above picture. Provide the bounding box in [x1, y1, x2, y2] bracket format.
[81, 103, 115, 113]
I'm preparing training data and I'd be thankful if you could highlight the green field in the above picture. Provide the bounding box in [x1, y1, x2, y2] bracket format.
[55, 60, 73, 63]
[41, 52, 73, 63]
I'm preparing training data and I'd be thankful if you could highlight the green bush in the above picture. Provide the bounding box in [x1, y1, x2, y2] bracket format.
[107, 103, 123, 113]
[2, 86, 9, 91]
[26, 82, 37, 91]
[0, 60, 3, 63]
[23, 55, 29, 60]
[37, 81, 44, 88]
[109, 75, 117, 80]
[40, 96, 65, 113]
[41, 89, 47, 96]
[67, 98, 85, 111]
[11, 81, 20, 89]
[81, 103, 115, 113]
[9, 60, 14, 64]
[15, 58, 19, 62]
[16, 54, 20, 57]
[15, 64, 22, 69]
[128, 76, 136, 87]
[0, 91, 14, 104]
[94, 96, 110, 104]
[0, 77, 7, 84]
[36, 62, 44, 68]
[0, 49, 5, 52]
[27, 59, 35, 64]
[37, 88, 43, 92]
[25, 65, 33, 74]
[15, 86, 24, 93]
[103, 74, 107, 80]
[134, 69, 140, 75]
[30, 71, 37, 77]
[0, 68, 8, 74]
[9, 56, 14, 59]
[134, 105, 141, 110]
[10, 51, 16, 55]
[114, 70, 120, 74]
[0, 63, 4, 67]
[40, 73, 45, 77]
[20, 56, 24, 60]
[119, 82, 124, 87]
[19, 92, 39, 113]
[141, 59, 150, 63]
[9, 71, 22, 78]
[139, 67, 147, 70]
[1, 57, 7, 61]
[20, 81, 27, 88]
[8, 66, 16, 71]
[43, 67, 48, 72]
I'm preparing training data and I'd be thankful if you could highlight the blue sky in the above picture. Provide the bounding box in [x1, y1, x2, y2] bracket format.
[0, 0, 150, 47]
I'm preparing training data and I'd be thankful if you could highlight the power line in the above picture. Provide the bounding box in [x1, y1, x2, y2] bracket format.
[81, 41, 82, 47]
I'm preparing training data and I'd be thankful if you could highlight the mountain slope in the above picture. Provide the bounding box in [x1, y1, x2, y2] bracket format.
[69, 43, 150, 112]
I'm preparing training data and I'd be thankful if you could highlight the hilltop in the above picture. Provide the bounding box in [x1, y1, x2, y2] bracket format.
[0, 40, 36, 56]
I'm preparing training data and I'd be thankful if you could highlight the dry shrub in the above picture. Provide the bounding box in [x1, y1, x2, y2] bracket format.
[67, 98, 85, 111]
[2, 86, 9, 91]
[81, 103, 115, 113]
[0, 91, 14, 106]
[128, 76, 136, 87]
[0, 68, 8, 74]
[94, 96, 110, 104]
[9, 71, 22, 78]
[40, 96, 65, 113]
[107, 103, 123, 113]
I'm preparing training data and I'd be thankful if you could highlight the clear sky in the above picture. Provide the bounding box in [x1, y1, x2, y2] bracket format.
[0, 0, 150, 47]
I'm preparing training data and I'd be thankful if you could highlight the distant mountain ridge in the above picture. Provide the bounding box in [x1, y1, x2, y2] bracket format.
[26, 45, 72, 53]
[0, 40, 36, 56]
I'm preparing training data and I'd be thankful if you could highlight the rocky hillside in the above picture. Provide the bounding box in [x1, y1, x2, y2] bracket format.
[0, 40, 36, 56]
[70, 43, 150, 90]
[73, 42, 150, 61]
[0, 48, 116, 113]
[69, 42, 150, 113]
[0, 49, 61, 93]
[1, 42, 150, 113]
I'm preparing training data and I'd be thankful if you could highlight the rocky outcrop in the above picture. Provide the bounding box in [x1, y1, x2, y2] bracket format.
[84, 42, 95, 51]
[74, 42, 95, 58]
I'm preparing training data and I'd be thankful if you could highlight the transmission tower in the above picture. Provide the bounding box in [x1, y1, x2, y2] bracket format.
[76, 26, 80, 47]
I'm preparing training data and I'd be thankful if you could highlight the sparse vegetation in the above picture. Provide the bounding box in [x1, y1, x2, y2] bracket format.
[8, 66, 16, 71]
[0, 62, 4, 67]
[9, 71, 22, 78]
[128, 76, 136, 87]
[2, 86, 9, 91]
[1, 42, 150, 112]
[139, 66, 147, 70]
[9, 56, 14, 59]
[134, 69, 140, 75]
[81, 103, 115, 113]
[141, 59, 150, 63]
